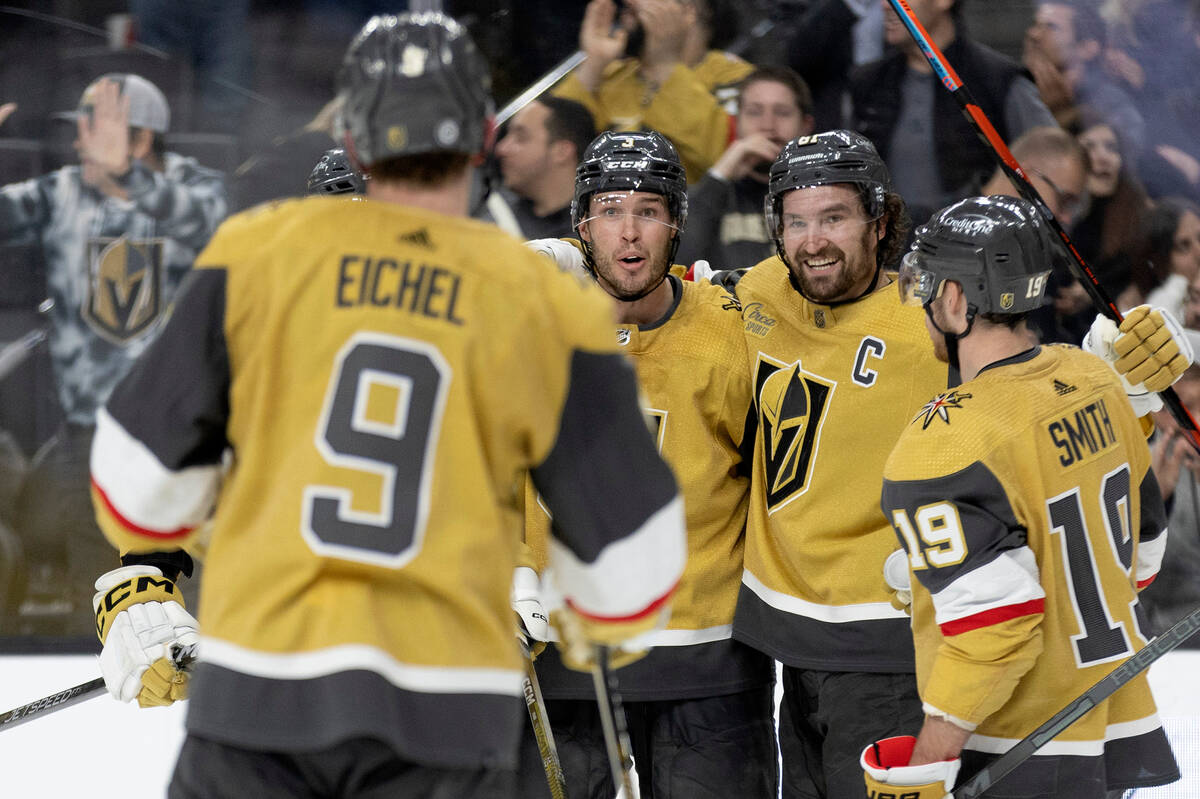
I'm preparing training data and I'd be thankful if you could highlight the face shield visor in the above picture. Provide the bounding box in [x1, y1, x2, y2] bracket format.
[897, 250, 946, 307]
[576, 190, 681, 234]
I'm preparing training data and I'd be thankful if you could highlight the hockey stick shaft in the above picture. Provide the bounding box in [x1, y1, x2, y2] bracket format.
[0, 642, 197, 734]
[590, 645, 640, 799]
[885, 0, 1200, 455]
[521, 642, 570, 799]
[951, 605, 1200, 798]
[496, 51, 587, 127]
[0, 677, 106, 732]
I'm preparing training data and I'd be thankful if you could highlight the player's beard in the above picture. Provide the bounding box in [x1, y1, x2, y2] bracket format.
[786, 225, 878, 303]
[593, 246, 672, 302]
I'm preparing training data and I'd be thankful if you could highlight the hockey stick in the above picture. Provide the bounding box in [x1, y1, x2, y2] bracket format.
[590, 645, 640, 799]
[0, 642, 196, 734]
[884, 0, 1200, 456]
[0, 676, 106, 733]
[520, 639, 570, 799]
[951, 605, 1200, 798]
[496, 51, 587, 126]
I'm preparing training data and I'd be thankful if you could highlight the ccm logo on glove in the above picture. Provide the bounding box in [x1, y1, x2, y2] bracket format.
[95, 573, 180, 640]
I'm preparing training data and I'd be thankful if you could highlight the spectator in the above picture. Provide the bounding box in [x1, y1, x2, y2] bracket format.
[0, 73, 226, 635]
[980, 125, 1090, 343]
[1141, 362, 1200, 638]
[784, 0, 885, 130]
[678, 65, 815, 270]
[1145, 198, 1200, 320]
[1104, 0, 1200, 201]
[850, 0, 1057, 226]
[129, 0, 253, 134]
[1059, 111, 1151, 338]
[554, 0, 752, 183]
[1022, 0, 1145, 153]
[487, 96, 595, 239]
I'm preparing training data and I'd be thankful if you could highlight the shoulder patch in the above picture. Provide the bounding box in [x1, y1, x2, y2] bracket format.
[913, 390, 974, 430]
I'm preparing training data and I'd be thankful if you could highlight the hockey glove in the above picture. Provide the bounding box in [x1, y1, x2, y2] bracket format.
[552, 601, 668, 673]
[1084, 306, 1194, 415]
[862, 736, 960, 799]
[883, 549, 913, 615]
[526, 238, 589, 278]
[512, 566, 549, 659]
[93, 565, 198, 708]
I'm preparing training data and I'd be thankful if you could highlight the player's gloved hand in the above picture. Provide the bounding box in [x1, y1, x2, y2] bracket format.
[93, 565, 199, 708]
[526, 238, 588, 278]
[862, 736, 960, 799]
[884, 549, 913, 615]
[552, 601, 668, 673]
[1084, 306, 1194, 415]
[512, 566, 549, 659]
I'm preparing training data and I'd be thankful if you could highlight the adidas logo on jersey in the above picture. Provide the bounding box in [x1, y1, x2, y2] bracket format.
[398, 228, 433, 249]
[1053, 379, 1077, 396]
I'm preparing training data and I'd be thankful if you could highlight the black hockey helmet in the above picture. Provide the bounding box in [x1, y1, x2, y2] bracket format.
[306, 148, 366, 195]
[764, 130, 891, 240]
[571, 130, 689, 233]
[337, 12, 493, 168]
[899, 195, 1056, 316]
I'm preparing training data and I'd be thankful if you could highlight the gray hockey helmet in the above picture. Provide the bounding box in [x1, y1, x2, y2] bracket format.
[306, 148, 366, 195]
[764, 130, 891, 240]
[337, 12, 493, 167]
[899, 195, 1057, 315]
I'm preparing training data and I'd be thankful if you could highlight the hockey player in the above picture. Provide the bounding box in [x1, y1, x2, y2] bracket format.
[86, 13, 685, 798]
[865, 195, 1182, 798]
[305, 147, 365, 196]
[519, 130, 777, 798]
[731, 129, 935, 798]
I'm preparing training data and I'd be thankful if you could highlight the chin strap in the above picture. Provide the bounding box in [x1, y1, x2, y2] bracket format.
[924, 303, 978, 372]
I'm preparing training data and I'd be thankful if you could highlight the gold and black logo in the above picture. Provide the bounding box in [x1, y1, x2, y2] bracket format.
[755, 355, 835, 511]
[85, 236, 164, 345]
[913, 390, 973, 429]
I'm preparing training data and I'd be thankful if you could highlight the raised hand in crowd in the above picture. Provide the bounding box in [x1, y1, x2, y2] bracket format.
[709, 133, 785, 182]
[634, 0, 697, 87]
[576, 0, 635, 93]
[75, 78, 132, 193]
[1151, 423, 1200, 502]
[0, 102, 15, 128]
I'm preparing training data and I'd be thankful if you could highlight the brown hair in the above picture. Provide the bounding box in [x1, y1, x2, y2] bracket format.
[366, 151, 471, 186]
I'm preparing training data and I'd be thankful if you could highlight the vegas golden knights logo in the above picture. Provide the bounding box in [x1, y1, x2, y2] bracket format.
[85, 236, 165, 345]
[755, 355, 835, 511]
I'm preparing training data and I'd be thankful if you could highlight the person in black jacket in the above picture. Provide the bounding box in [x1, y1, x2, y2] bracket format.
[850, 0, 1056, 228]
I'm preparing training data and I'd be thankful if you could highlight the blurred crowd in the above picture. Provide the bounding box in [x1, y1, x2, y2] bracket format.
[0, 0, 1196, 646]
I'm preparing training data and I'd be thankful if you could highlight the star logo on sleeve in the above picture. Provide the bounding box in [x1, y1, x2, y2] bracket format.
[914, 390, 973, 429]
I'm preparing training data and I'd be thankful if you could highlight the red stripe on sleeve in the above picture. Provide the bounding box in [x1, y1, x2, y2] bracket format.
[567, 578, 679, 624]
[1137, 575, 1157, 590]
[939, 598, 1044, 637]
[91, 477, 196, 542]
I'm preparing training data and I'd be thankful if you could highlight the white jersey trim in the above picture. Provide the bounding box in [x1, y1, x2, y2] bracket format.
[549, 495, 686, 619]
[741, 569, 909, 623]
[626, 624, 733, 649]
[200, 636, 523, 697]
[966, 712, 1165, 757]
[1136, 528, 1168, 585]
[931, 547, 1045, 627]
[91, 406, 221, 533]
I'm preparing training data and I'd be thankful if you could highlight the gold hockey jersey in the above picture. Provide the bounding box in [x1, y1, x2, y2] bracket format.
[732, 256, 950, 671]
[526, 276, 772, 700]
[882, 345, 1177, 789]
[554, 50, 752, 183]
[90, 196, 685, 769]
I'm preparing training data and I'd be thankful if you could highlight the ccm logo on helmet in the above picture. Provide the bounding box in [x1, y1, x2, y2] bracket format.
[604, 159, 650, 170]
